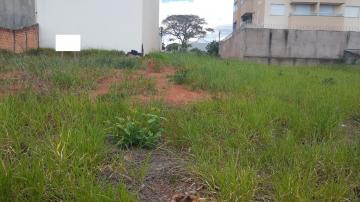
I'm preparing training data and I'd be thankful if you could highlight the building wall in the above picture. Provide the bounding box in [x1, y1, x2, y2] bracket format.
[0, 24, 39, 53]
[233, 0, 265, 28]
[234, 0, 360, 31]
[264, 0, 289, 29]
[220, 28, 360, 65]
[142, 0, 160, 54]
[36, 0, 160, 54]
[0, 0, 36, 29]
[344, 0, 360, 31]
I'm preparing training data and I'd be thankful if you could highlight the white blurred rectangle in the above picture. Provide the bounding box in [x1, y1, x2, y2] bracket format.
[56, 35, 81, 51]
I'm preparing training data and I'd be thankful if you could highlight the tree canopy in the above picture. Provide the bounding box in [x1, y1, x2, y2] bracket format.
[162, 15, 213, 48]
[206, 41, 220, 56]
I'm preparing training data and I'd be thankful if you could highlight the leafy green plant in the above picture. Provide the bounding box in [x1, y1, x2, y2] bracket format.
[109, 112, 166, 149]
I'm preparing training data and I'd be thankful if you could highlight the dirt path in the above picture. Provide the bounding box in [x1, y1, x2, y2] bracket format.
[136, 150, 208, 202]
[100, 146, 211, 202]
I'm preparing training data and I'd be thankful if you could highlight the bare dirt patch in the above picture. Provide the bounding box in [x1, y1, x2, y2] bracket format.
[91, 62, 210, 106]
[99, 146, 211, 202]
[0, 70, 26, 97]
[89, 69, 124, 100]
[135, 61, 210, 106]
[0, 70, 47, 99]
[0, 71, 28, 98]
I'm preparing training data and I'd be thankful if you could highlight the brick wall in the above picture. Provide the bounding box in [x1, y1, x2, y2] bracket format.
[0, 24, 38, 53]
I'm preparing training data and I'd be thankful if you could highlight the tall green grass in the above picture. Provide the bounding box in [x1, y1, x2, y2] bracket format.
[150, 53, 360, 201]
[0, 92, 137, 201]
[0, 50, 141, 201]
[1, 50, 360, 201]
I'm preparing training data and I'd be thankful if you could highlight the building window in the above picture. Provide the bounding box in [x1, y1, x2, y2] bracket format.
[293, 4, 314, 16]
[345, 6, 360, 18]
[241, 13, 253, 24]
[319, 5, 336, 16]
[271, 4, 285, 16]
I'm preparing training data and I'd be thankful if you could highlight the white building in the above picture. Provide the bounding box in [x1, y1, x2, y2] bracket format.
[36, 0, 160, 54]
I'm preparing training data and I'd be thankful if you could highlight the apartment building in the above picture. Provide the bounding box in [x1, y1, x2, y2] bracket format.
[233, 0, 360, 31]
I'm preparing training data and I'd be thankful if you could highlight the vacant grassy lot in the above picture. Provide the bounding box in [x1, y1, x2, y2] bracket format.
[0, 50, 360, 201]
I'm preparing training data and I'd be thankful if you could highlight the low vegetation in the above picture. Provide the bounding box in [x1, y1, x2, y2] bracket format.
[153, 53, 360, 201]
[107, 112, 166, 149]
[0, 50, 360, 201]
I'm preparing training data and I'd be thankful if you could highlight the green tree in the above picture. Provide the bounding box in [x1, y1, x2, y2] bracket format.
[162, 15, 214, 48]
[166, 43, 181, 52]
[206, 41, 220, 56]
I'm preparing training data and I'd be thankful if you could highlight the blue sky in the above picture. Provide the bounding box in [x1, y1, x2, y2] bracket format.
[160, 0, 233, 42]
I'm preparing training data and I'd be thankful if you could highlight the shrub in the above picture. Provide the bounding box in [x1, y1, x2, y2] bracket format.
[190, 48, 207, 56]
[108, 112, 166, 149]
[166, 43, 182, 52]
[206, 41, 219, 56]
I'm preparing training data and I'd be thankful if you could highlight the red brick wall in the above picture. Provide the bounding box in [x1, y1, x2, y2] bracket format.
[0, 28, 14, 52]
[0, 24, 38, 53]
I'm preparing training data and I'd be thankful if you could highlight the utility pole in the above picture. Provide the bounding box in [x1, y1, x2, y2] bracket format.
[218, 31, 221, 42]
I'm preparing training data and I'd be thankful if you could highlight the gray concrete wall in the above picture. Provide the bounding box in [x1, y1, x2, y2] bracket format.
[0, 0, 36, 29]
[220, 28, 360, 65]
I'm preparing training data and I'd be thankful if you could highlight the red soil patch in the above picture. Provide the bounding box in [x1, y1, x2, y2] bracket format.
[0, 70, 48, 100]
[0, 70, 27, 99]
[89, 69, 124, 100]
[136, 61, 209, 105]
[91, 61, 209, 105]
[0, 70, 26, 79]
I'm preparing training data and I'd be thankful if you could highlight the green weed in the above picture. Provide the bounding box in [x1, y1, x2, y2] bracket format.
[107, 112, 166, 149]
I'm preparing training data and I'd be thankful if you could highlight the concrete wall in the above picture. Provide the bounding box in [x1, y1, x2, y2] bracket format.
[220, 28, 360, 65]
[36, 0, 160, 54]
[0, 0, 36, 29]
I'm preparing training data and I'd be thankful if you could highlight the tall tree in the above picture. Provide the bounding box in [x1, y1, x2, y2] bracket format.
[162, 15, 214, 48]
